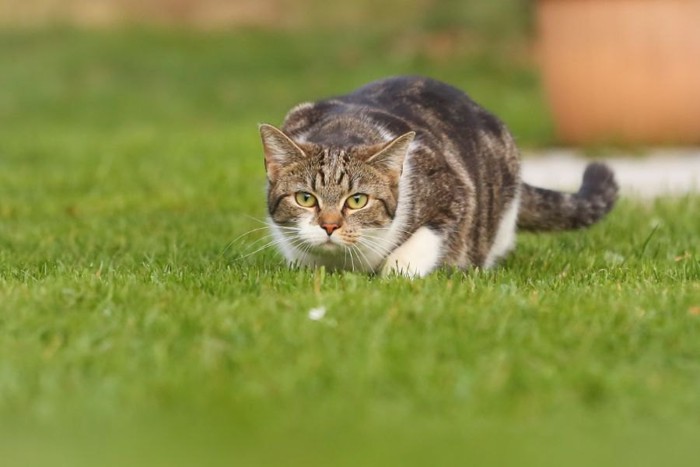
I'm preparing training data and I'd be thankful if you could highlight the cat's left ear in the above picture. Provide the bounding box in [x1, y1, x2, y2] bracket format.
[259, 124, 307, 182]
[367, 131, 416, 181]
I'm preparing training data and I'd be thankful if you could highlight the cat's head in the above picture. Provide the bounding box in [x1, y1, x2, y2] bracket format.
[259, 124, 414, 266]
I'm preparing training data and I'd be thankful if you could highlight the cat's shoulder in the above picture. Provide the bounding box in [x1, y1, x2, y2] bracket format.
[281, 99, 344, 135]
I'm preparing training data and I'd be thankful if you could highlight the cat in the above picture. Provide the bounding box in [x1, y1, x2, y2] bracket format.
[259, 76, 618, 277]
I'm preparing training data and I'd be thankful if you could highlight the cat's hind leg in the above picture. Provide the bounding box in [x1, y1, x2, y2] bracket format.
[484, 195, 520, 268]
[381, 227, 443, 278]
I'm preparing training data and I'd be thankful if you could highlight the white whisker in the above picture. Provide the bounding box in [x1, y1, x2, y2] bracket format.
[237, 216, 413, 273]
[352, 244, 374, 272]
[360, 233, 400, 255]
[236, 235, 309, 261]
[241, 214, 270, 226]
[236, 239, 285, 261]
[358, 239, 392, 259]
[347, 245, 356, 272]
[220, 226, 270, 256]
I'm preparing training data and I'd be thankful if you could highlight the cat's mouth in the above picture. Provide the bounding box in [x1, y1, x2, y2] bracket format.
[310, 237, 348, 255]
[318, 240, 342, 251]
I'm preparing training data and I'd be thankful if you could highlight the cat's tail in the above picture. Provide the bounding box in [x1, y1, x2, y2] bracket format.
[517, 163, 619, 231]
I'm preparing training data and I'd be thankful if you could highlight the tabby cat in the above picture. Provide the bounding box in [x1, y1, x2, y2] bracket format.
[259, 76, 617, 277]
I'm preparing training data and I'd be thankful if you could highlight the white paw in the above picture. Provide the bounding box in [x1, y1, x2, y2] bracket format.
[380, 227, 443, 278]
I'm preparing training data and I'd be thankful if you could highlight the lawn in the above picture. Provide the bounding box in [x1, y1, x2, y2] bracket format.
[1, 29, 700, 466]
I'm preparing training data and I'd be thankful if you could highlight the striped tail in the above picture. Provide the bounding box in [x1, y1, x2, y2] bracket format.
[517, 163, 619, 231]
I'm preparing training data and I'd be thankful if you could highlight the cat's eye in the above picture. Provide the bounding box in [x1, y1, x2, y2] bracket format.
[345, 193, 369, 210]
[294, 191, 317, 208]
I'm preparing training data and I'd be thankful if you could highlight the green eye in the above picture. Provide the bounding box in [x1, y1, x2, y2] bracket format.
[294, 192, 317, 208]
[345, 193, 369, 210]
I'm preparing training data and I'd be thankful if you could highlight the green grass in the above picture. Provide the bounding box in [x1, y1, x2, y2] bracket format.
[1, 28, 700, 466]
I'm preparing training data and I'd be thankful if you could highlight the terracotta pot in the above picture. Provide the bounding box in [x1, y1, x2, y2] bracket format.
[537, 0, 700, 145]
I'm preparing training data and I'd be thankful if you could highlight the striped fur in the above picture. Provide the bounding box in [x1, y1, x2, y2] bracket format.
[259, 76, 618, 276]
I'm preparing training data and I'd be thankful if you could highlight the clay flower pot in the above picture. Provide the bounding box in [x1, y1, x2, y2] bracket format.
[537, 0, 700, 145]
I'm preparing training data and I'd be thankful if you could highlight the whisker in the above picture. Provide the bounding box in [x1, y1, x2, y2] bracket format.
[352, 244, 373, 272]
[359, 235, 398, 256]
[222, 220, 304, 257]
[347, 245, 356, 272]
[238, 233, 277, 252]
[233, 224, 306, 254]
[358, 239, 392, 259]
[231, 219, 408, 272]
[235, 239, 284, 261]
[241, 214, 270, 226]
[366, 226, 413, 236]
[220, 226, 271, 256]
[236, 235, 309, 262]
[300, 243, 316, 266]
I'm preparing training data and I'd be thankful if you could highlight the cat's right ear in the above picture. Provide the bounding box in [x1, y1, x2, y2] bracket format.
[366, 131, 416, 182]
[259, 124, 306, 182]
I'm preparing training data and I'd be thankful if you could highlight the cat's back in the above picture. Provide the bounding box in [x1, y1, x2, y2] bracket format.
[282, 76, 507, 145]
[342, 76, 502, 138]
[345, 75, 519, 186]
[344, 75, 476, 114]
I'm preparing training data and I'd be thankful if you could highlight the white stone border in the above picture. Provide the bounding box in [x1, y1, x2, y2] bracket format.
[522, 149, 700, 199]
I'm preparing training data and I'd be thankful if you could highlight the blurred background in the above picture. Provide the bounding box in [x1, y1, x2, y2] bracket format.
[0, 0, 547, 156]
[1, 0, 699, 146]
[0, 0, 533, 32]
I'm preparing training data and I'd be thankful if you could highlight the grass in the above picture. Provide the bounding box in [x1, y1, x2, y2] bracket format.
[1, 28, 700, 466]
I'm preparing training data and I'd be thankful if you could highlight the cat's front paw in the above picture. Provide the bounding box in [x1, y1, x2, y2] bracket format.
[380, 227, 443, 278]
[381, 258, 427, 278]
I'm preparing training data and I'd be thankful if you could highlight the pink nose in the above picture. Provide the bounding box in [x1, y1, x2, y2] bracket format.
[321, 223, 340, 236]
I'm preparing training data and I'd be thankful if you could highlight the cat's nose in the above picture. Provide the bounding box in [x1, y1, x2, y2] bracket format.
[321, 223, 340, 236]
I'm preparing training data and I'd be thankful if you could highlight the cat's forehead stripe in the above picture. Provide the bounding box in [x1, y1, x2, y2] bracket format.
[311, 148, 351, 191]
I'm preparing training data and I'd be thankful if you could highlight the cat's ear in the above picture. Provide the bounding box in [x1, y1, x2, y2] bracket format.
[259, 124, 306, 182]
[367, 131, 416, 181]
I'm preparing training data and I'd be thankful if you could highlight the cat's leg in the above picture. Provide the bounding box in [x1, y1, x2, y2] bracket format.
[483, 195, 520, 268]
[381, 227, 443, 277]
